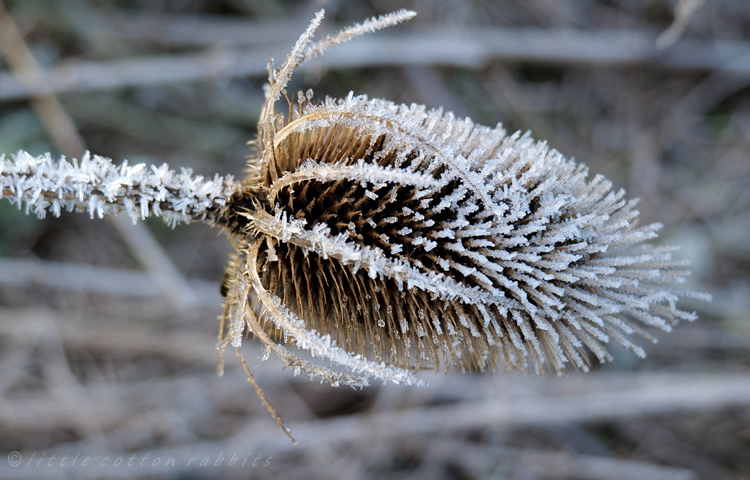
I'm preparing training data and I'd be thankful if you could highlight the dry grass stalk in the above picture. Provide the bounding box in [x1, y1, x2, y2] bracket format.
[0, 9, 709, 441]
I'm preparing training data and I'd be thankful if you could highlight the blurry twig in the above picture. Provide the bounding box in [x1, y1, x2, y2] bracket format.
[66, 93, 248, 155]
[0, 1, 85, 155]
[73, 11, 307, 47]
[3, 372, 742, 478]
[480, 64, 555, 138]
[0, 48, 272, 101]
[619, 422, 735, 480]
[108, 218, 199, 311]
[228, 372, 750, 452]
[3, 29, 750, 101]
[424, 439, 698, 480]
[0, 258, 220, 303]
[670, 53, 750, 129]
[656, 0, 705, 50]
[0, 307, 222, 365]
[402, 66, 469, 118]
[0, 1, 198, 311]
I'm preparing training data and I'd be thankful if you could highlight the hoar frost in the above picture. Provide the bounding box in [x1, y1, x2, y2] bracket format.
[0, 9, 710, 442]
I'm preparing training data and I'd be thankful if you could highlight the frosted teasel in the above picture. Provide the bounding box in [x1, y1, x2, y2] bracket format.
[0, 10, 709, 441]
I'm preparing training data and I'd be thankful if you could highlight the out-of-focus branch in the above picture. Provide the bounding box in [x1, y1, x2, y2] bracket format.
[73, 11, 308, 47]
[423, 439, 698, 480]
[657, 0, 705, 50]
[0, 2, 202, 311]
[0, 372, 743, 478]
[0, 48, 272, 101]
[0, 2, 85, 155]
[1, 28, 750, 101]
[0, 258, 220, 304]
[0, 307, 222, 367]
[228, 372, 750, 453]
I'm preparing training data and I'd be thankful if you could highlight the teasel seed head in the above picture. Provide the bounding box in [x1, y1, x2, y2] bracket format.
[0, 8, 711, 442]
[215, 9, 710, 390]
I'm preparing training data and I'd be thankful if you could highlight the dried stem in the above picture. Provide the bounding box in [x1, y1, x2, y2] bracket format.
[234, 346, 296, 443]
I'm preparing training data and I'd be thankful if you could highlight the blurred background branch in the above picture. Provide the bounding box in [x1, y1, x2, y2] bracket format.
[3, 28, 750, 101]
[0, 0, 198, 312]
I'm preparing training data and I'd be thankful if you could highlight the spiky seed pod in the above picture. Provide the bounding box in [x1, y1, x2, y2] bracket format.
[215, 8, 709, 395]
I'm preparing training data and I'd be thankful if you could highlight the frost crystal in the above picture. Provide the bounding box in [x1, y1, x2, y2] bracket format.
[0, 151, 236, 225]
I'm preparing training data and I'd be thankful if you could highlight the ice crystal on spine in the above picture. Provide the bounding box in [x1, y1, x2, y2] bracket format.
[0, 150, 236, 226]
[1, 9, 709, 440]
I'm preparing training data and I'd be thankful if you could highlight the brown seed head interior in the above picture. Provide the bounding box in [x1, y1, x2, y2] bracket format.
[215, 10, 709, 389]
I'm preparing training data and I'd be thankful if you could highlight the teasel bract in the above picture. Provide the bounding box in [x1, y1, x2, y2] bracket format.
[0, 10, 709, 441]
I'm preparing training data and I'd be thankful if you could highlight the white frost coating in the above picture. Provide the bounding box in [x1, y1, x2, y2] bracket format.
[302, 10, 417, 62]
[245, 240, 424, 387]
[250, 210, 500, 306]
[261, 8, 415, 135]
[0, 151, 237, 225]
[220, 255, 371, 389]
[268, 158, 438, 203]
[276, 104, 501, 221]
[261, 10, 324, 120]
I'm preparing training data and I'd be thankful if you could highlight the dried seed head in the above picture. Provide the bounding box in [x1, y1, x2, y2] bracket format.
[0, 8, 712, 443]
[217, 9, 709, 387]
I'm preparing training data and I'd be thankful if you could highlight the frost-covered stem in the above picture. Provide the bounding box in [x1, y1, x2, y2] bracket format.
[0, 151, 239, 227]
[301, 10, 417, 62]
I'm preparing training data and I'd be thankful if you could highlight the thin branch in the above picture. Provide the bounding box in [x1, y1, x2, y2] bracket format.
[1, 372, 744, 478]
[229, 372, 750, 451]
[2, 29, 750, 101]
[0, 1, 85, 155]
[0, 307, 224, 366]
[656, 0, 705, 50]
[301, 10, 416, 62]
[0, 2, 202, 311]
[0, 258, 220, 304]
[68, 11, 308, 47]
[425, 439, 698, 480]
[0, 151, 237, 225]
